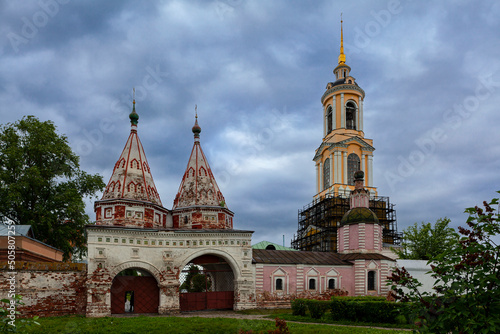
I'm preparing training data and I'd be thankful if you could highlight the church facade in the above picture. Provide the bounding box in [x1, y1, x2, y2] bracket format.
[85, 22, 397, 316]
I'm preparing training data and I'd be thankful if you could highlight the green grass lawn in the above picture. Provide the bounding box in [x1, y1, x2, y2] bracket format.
[21, 314, 410, 334]
[237, 309, 415, 330]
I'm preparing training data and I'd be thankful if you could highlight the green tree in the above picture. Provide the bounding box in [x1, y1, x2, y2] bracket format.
[389, 194, 500, 333]
[394, 218, 459, 260]
[0, 116, 105, 260]
[180, 265, 212, 292]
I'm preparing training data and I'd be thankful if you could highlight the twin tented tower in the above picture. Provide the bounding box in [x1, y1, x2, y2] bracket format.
[291, 20, 400, 253]
[87, 104, 254, 316]
[85, 21, 400, 316]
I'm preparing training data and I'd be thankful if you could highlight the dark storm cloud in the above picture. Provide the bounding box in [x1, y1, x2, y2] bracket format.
[1, 0, 499, 246]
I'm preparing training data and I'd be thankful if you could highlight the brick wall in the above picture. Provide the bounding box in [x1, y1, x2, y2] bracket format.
[0, 261, 87, 317]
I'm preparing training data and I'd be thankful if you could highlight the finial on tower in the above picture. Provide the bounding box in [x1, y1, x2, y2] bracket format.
[129, 88, 139, 126]
[338, 14, 346, 65]
[192, 104, 201, 139]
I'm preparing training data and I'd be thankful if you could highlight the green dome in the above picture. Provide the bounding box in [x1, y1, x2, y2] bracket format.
[341, 207, 379, 225]
[129, 102, 139, 125]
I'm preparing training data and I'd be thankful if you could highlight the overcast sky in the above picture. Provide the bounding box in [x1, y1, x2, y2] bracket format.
[1, 0, 499, 247]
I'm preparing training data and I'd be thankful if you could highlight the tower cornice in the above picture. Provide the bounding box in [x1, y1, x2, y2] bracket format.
[321, 84, 365, 104]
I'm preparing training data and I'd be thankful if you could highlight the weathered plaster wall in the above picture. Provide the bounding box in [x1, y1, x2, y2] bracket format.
[86, 227, 256, 316]
[0, 262, 87, 317]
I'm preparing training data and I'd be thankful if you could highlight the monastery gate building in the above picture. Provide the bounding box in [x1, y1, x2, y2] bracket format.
[84, 22, 398, 317]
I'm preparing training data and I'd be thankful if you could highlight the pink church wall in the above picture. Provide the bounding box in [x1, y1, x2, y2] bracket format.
[256, 264, 356, 308]
[364, 224, 374, 250]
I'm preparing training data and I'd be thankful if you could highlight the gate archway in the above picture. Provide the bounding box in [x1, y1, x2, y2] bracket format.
[110, 268, 159, 314]
[179, 254, 234, 311]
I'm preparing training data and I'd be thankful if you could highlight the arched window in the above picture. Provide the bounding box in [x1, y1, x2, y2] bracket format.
[346, 101, 356, 130]
[323, 158, 330, 190]
[347, 154, 360, 185]
[328, 278, 336, 289]
[326, 106, 333, 134]
[309, 278, 316, 290]
[276, 278, 283, 291]
[368, 271, 376, 291]
[266, 244, 276, 250]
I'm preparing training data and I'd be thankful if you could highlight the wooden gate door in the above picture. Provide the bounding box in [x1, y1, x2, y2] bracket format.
[179, 268, 234, 312]
[111, 276, 159, 314]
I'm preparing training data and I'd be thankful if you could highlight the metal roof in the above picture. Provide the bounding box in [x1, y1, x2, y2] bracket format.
[0, 224, 33, 237]
[252, 249, 394, 265]
[252, 249, 351, 266]
[252, 241, 297, 251]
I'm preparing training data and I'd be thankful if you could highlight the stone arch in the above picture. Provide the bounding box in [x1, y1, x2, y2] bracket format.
[110, 260, 162, 283]
[110, 261, 162, 314]
[179, 249, 241, 281]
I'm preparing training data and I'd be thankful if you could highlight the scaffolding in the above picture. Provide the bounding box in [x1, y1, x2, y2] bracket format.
[291, 193, 401, 252]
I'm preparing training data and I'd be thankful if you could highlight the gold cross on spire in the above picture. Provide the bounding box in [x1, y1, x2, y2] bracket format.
[338, 14, 346, 65]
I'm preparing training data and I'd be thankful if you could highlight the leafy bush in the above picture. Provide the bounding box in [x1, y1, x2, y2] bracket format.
[1, 295, 40, 333]
[291, 299, 307, 316]
[389, 194, 500, 333]
[306, 300, 330, 319]
[330, 297, 407, 324]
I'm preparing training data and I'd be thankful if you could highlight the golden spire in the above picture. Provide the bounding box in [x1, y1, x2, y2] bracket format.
[338, 14, 346, 65]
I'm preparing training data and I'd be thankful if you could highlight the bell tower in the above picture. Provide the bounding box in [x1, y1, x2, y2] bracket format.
[314, 19, 376, 199]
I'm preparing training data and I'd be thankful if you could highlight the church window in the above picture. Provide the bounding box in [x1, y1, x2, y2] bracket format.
[323, 158, 330, 190]
[368, 271, 376, 291]
[346, 101, 356, 130]
[308, 278, 316, 290]
[326, 106, 333, 134]
[276, 278, 283, 291]
[347, 153, 360, 185]
[104, 208, 112, 219]
[328, 278, 336, 289]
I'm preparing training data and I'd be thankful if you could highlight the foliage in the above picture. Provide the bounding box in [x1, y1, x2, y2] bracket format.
[239, 317, 290, 334]
[330, 297, 407, 324]
[180, 265, 212, 292]
[291, 298, 307, 316]
[1, 295, 40, 332]
[394, 217, 459, 260]
[389, 193, 500, 333]
[0, 116, 105, 260]
[306, 300, 330, 319]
